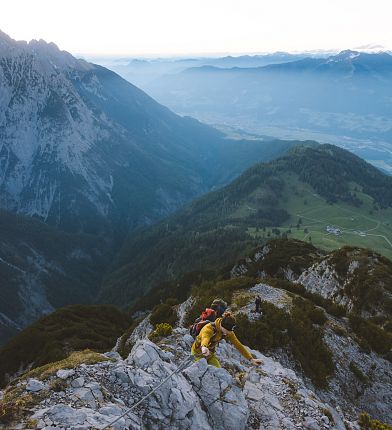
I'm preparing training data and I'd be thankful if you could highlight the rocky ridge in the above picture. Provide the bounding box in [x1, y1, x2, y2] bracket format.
[2, 279, 391, 429]
[1, 240, 391, 429]
[232, 241, 392, 318]
[1, 329, 353, 430]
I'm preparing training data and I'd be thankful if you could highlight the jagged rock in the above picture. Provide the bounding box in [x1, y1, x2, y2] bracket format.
[184, 358, 249, 430]
[3, 292, 391, 430]
[71, 376, 85, 388]
[303, 417, 321, 430]
[113, 366, 130, 383]
[73, 387, 95, 402]
[176, 296, 195, 328]
[26, 378, 45, 392]
[104, 351, 122, 361]
[183, 333, 195, 347]
[56, 369, 75, 380]
[114, 316, 153, 355]
[127, 339, 171, 369]
[297, 260, 352, 310]
[36, 418, 45, 429]
[86, 382, 104, 401]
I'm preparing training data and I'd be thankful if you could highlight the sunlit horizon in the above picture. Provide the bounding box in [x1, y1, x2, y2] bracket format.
[1, 0, 392, 57]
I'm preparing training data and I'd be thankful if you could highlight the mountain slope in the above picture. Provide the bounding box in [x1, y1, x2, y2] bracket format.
[0, 304, 131, 387]
[0, 30, 291, 236]
[1, 238, 391, 427]
[99, 144, 392, 306]
[0, 209, 109, 345]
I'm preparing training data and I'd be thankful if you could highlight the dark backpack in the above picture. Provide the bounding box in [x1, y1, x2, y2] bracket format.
[189, 308, 217, 338]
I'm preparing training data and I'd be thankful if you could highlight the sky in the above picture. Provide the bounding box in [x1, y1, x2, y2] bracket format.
[1, 0, 392, 56]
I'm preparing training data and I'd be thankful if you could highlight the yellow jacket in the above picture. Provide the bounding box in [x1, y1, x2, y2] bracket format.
[191, 317, 253, 360]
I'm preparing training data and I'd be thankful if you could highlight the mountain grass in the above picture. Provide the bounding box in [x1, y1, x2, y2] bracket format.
[22, 350, 110, 382]
[100, 144, 392, 307]
[248, 174, 392, 260]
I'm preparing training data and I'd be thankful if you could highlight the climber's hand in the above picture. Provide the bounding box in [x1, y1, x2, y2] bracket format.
[201, 346, 210, 357]
[250, 358, 264, 366]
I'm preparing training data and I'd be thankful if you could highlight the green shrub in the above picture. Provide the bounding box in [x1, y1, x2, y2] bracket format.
[245, 239, 318, 278]
[289, 305, 334, 388]
[0, 389, 42, 426]
[234, 294, 250, 308]
[308, 307, 327, 325]
[150, 303, 178, 327]
[385, 320, 392, 332]
[235, 300, 334, 388]
[49, 378, 68, 392]
[149, 323, 173, 342]
[165, 298, 180, 306]
[0, 305, 131, 388]
[349, 314, 392, 355]
[155, 323, 173, 337]
[117, 319, 140, 359]
[235, 312, 275, 351]
[349, 362, 369, 385]
[292, 297, 327, 325]
[358, 412, 392, 430]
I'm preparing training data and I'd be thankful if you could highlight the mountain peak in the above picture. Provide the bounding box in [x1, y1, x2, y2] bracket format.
[0, 29, 23, 54]
[328, 49, 360, 62]
[28, 38, 60, 51]
[0, 29, 12, 42]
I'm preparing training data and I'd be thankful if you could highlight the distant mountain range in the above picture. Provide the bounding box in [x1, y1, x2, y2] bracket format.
[89, 52, 314, 89]
[99, 144, 392, 306]
[142, 50, 392, 174]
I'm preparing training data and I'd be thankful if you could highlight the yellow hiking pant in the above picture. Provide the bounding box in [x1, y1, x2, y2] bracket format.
[192, 352, 221, 368]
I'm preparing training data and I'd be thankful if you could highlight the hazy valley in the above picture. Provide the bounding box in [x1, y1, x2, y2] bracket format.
[104, 50, 392, 175]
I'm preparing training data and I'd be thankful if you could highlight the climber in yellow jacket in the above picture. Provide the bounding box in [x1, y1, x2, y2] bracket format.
[191, 312, 264, 368]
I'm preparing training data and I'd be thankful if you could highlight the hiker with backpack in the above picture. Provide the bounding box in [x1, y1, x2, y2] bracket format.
[255, 295, 262, 313]
[189, 298, 227, 337]
[191, 311, 264, 368]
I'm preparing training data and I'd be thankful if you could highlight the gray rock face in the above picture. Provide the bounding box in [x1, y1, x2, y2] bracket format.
[26, 378, 45, 392]
[3, 281, 391, 430]
[113, 315, 153, 355]
[183, 358, 248, 430]
[71, 376, 86, 388]
[176, 296, 195, 328]
[56, 369, 75, 380]
[320, 326, 392, 423]
[297, 259, 354, 311]
[9, 328, 358, 430]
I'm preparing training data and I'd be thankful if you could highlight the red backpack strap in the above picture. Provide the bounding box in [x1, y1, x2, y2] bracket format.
[201, 308, 217, 321]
